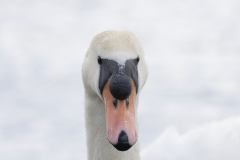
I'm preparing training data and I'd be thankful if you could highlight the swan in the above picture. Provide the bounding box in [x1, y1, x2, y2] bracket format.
[82, 30, 148, 160]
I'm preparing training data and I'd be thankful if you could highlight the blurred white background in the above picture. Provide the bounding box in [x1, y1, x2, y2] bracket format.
[0, 0, 239, 159]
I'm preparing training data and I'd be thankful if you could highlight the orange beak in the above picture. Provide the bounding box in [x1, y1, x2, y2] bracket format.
[102, 79, 137, 151]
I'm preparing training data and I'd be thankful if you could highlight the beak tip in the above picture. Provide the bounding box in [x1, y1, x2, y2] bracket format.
[113, 142, 132, 151]
[108, 131, 137, 152]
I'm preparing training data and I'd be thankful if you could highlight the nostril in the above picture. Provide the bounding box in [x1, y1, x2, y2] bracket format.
[118, 131, 128, 143]
[113, 97, 118, 107]
[125, 98, 129, 107]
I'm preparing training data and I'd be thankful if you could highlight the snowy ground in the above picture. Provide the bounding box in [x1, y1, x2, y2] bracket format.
[0, 0, 239, 160]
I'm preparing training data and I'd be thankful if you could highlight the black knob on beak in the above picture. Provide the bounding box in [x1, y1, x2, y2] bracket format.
[109, 74, 132, 100]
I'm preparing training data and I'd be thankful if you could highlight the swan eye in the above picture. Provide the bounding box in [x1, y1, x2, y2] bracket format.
[136, 56, 140, 63]
[98, 56, 102, 65]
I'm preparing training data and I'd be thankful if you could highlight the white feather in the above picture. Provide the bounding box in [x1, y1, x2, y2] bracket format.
[82, 30, 148, 160]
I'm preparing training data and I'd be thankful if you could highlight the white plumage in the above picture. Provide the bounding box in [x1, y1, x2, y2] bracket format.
[82, 30, 148, 160]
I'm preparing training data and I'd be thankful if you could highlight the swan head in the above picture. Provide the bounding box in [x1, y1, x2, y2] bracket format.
[82, 30, 148, 151]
